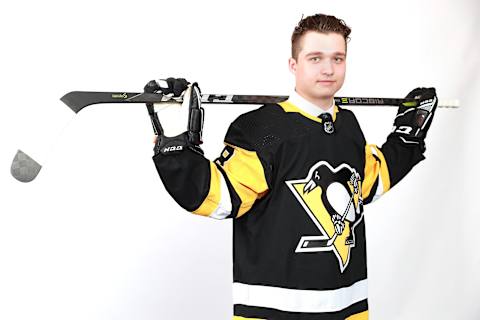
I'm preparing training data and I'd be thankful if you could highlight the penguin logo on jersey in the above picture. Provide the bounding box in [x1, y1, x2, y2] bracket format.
[285, 161, 364, 272]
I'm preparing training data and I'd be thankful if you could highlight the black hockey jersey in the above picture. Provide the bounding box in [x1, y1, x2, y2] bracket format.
[152, 99, 425, 320]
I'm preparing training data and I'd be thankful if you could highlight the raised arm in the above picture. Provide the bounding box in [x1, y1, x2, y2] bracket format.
[362, 87, 438, 204]
[148, 78, 270, 219]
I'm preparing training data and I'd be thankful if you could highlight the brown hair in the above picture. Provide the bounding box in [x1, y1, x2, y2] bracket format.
[291, 13, 351, 60]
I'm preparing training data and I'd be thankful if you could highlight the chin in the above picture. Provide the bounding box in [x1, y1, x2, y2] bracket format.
[312, 88, 336, 97]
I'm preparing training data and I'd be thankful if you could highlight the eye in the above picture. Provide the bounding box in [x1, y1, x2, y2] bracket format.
[335, 57, 344, 63]
[310, 57, 320, 62]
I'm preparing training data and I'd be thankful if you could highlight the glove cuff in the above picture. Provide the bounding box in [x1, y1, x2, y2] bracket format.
[154, 132, 204, 156]
[387, 133, 426, 153]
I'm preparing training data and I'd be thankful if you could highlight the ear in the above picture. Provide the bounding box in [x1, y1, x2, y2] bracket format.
[288, 57, 297, 75]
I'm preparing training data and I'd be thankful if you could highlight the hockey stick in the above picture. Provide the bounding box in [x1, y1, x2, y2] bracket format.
[60, 91, 460, 113]
[11, 90, 460, 183]
[62, 91, 459, 152]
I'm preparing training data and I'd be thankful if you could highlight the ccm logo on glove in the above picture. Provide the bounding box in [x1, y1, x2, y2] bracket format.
[163, 146, 184, 153]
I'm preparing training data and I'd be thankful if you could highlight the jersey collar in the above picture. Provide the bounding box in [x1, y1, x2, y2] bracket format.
[278, 89, 338, 124]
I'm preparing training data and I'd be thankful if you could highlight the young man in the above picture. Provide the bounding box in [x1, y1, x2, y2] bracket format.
[146, 13, 438, 320]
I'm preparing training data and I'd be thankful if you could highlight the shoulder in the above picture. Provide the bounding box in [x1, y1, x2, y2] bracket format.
[232, 103, 284, 125]
[225, 104, 286, 151]
[336, 106, 366, 144]
[337, 106, 362, 127]
[337, 105, 356, 119]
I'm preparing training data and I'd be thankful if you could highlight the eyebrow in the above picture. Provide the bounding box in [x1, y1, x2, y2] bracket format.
[305, 51, 346, 57]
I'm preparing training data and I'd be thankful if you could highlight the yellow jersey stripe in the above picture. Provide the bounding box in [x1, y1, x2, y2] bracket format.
[363, 144, 391, 200]
[233, 310, 367, 320]
[346, 310, 369, 320]
[223, 143, 268, 194]
[193, 141, 270, 219]
[193, 161, 222, 216]
[222, 143, 269, 218]
[189, 143, 268, 219]
[375, 146, 391, 193]
[363, 145, 380, 199]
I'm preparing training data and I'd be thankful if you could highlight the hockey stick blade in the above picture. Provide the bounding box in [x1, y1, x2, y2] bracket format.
[11, 149, 42, 183]
[60, 91, 166, 113]
[61, 91, 460, 111]
[11, 102, 77, 183]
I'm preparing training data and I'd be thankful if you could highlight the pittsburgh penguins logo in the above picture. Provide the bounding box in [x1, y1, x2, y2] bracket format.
[285, 161, 363, 272]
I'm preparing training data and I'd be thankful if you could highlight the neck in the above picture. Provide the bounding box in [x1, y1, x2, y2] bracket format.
[295, 88, 333, 111]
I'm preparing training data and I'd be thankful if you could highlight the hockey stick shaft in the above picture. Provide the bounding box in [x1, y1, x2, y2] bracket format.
[60, 91, 460, 113]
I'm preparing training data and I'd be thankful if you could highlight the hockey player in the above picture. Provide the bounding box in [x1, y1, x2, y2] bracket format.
[146, 13, 438, 320]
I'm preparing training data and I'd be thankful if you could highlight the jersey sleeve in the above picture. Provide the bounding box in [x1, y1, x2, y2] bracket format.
[362, 135, 426, 205]
[152, 119, 271, 220]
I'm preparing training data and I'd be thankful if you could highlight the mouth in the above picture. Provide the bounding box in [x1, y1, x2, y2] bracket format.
[317, 80, 335, 83]
[317, 80, 336, 86]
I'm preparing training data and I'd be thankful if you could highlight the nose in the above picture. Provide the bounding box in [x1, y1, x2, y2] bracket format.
[321, 60, 334, 76]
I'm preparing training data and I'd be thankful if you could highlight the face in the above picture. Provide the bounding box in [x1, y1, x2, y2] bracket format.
[288, 31, 347, 104]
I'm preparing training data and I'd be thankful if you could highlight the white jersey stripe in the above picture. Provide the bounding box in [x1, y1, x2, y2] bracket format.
[233, 279, 368, 313]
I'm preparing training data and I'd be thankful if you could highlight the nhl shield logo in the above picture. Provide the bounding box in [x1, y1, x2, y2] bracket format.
[285, 161, 364, 272]
[319, 112, 335, 134]
[324, 121, 334, 134]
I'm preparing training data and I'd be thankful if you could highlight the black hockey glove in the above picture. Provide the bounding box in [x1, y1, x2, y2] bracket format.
[144, 77, 190, 97]
[389, 87, 438, 152]
[144, 78, 205, 156]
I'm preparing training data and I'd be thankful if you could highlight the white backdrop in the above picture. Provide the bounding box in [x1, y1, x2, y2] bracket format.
[1, 0, 479, 319]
